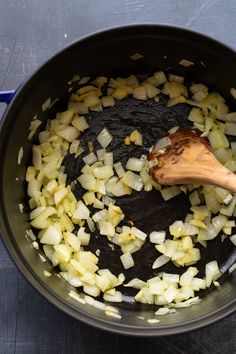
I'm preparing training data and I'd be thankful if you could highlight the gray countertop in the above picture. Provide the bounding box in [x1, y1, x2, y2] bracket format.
[0, 0, 236, 353]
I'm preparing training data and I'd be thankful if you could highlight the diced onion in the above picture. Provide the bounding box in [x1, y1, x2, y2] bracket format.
[83, 152, 97, 165]
[152, 255, 170, 269]
[230, 234, 236, 246]
[122, 171, 143, 191]
[120, 253, 134, 269]
[153, 137, 171, 152]
[205, 261, 221, 287]
[160, 186, 181, 201]
[114, 162, 125, 178]
[149, 231, 166, 244]
[97, 128, 112, 148]
[126, 158, 144, 172]
[179, 59, 194, 67]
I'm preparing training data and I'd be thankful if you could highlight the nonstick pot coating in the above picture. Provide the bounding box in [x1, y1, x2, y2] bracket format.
[0, 25, 236, 335]
[62, 94, 235, 306]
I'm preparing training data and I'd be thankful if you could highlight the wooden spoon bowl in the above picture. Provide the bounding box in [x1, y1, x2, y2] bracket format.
[148, 127, 236, 193]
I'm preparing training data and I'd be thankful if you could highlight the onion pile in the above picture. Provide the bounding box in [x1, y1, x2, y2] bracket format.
[24, 69, 236, 321]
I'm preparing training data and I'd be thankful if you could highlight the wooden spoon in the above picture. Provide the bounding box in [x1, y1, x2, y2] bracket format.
[148, 127, 236, 193]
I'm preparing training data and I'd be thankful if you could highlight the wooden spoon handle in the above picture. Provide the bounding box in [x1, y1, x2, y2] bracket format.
[202, 165, 236, 193]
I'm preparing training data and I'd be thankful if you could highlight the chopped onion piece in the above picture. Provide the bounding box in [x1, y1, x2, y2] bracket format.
[152, 255, 170, 269]
[83, 152, 97, 165]
[128, 129, 143, 146]
[179, 59, 194, 67]
[99, 221, 115, 237]
[149, 231, 166, 244]
[230, 234, 236, 246]
[17, 147, 23, 165]
[40, 224, 62, 245]
[120, 253, 134, 269]
[169, 74, 184, 84]
[155, 307, 176, 315]
[97, 128, 112, 148]
[104, 152, 113, 166]
[124, 278, 146, 289]
[130, 53, 143, 60]
[114, 162, 125, 178]
[154, 71, 167, 85]
[205, 261, 221, 287]
[154, 136, 171, 151]
[102, 195, 116, 206]
[93, 165, 114, 179]
[131, 227, 147, 241]
[71, 116, 89, 132]
[225, 122, 236, 136]
[122, 171, 143, 191]
[97, 148, 106, 161]
[126, 157, 144, 172]
[160, 186, 181, 201]
[77, 227, 90, 245]
[102, 96, 115, 108]
[72, 201, 90, 221]
[103, 290, 123, 302]
[230, 88, 236, 100]
[78, 174, 96, 191]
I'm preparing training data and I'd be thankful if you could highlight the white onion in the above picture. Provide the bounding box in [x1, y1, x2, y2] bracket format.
[93, 165, 114, 179]
[143, 83, 161, 99]
[57, 126, 80, 142]
[17, 147, 23, 165]
[160, 186, 181, 201]
[230, 88, 236, 100]
[114, 162, 125, 178]
[83, 152, 97, 165]
[102, 96, 115, 108]
[99, 221, 115, 237]
[124, 278, 146, 289]
[169, 74, 184, 84]
[179, 59, 194, 67]
[86, 218, 95, 232]
[152, 255, 170, 269]
[93, 198, 104, 209]
[131, 227, 147, 241]
[225, 122, 236, 136]
[133, 86, 147, 100]
[103, 290, 123, 302]
[97, 148, 106, 161]
[120, 253, 134, 269]
[153, 137, 172, 152]
[40, 224, 62, 245]
[72, 201, 90, 221]
[149, 231, 166, 244]
[162, 273, 179, 284]
[104, 152, 113, 166]
[102, 195, 116, 206]
[208, 130, 229, 150]
[122, 171, 143, 191]
[205, 261, 221, 287]
[154, 71, 167, 85]
[71, 116, 89, 132]
[97, 128, 112, 148]
[126, 157, 144, 172]
[230, 234, 236, 246]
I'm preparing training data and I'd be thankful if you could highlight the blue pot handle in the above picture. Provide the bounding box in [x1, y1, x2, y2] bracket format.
[0, 90, 16, 104]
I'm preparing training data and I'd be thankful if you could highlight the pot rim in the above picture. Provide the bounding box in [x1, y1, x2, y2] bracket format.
[0, 23, 235, 336]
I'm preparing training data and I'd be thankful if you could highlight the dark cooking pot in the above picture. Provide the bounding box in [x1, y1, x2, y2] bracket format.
[0, 25, 236, 336]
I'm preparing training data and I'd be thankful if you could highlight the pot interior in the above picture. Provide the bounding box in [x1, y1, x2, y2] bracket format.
[0, 25, 236, 335]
